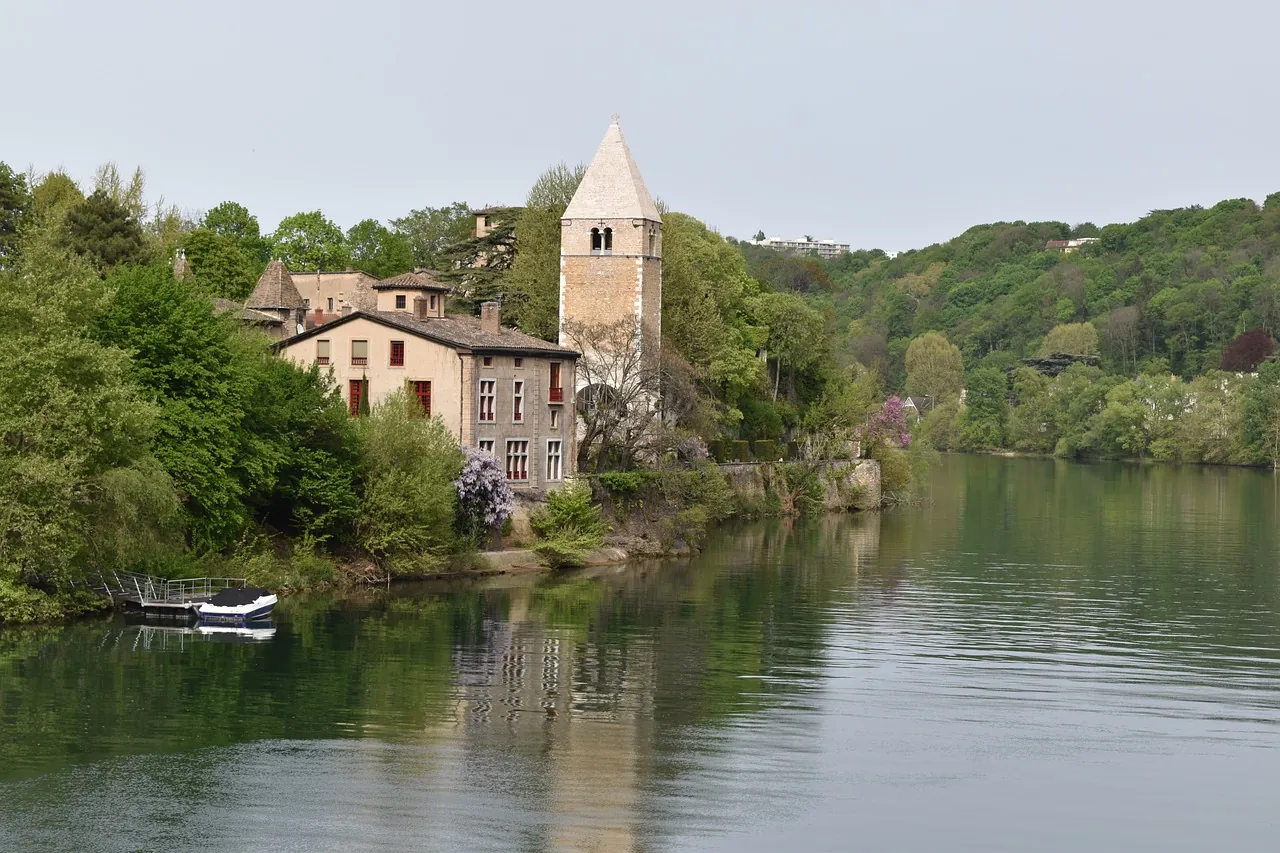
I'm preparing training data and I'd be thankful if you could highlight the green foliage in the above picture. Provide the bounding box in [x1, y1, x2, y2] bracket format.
[960, 367, 1008, 449]
[598, 470, 662, 496]
[0, 224, 178, 620]
[30, 171, 84, 221]
[390, 202, 472, 271]
[905, 331, 964, 400]
[346, 218, 415, 279]
[1040, 322, 1099, 356]
[203, 201, 270, 263]
[182, 228, 261, 299]
[0, 162, 30, 268]
[731, 440, 752, 461]
[355, 393, 463, 573]
[502, 206, 562, 339]
[707, 439, 726, 462]
[65, 189, 150, 272]
[753, 439, 779, 460]
[1245, 361, 1280, 466]
[531, 482, 609, 568]
[271, 210, 348, 271]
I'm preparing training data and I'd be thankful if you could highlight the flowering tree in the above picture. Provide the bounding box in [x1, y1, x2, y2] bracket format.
[857, 396, 911, 452]
[454, 446, 515, 546]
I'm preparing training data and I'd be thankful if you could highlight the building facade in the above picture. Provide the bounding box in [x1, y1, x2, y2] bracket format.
[276, 298, 578, 490]
[751, 236, 850, 260]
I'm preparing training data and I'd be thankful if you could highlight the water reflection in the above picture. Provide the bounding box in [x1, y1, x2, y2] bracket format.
[3, 457, 1280, 851]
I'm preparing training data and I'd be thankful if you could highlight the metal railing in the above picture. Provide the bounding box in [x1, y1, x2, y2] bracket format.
[104, 570, 246, 603]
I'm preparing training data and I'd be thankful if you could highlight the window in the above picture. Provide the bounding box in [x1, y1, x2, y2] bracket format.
[351, 340, 368, 366]
[478, 439, 495, 455]
[549, 408, 559, 429]
[649, 232, 656, 256]
[316, 339, 330, 366]
[327, 297, 334, 312]
[512, 380, 524, 423]
[303, 298, 310, 309]
[590, 227, 602, 254]
[348, 380, 363, 417]
[548, 361, 563, 403]
[513, 357, 523, 368]
[390, 340, 405, 367]
[482, 356, 493, 368]
[412, 380, 431, 416]
[506, 440, 529, 481]
[429, 294, 437, 310]
[478, 379, 496, 422]
[545, 440, 562, 482]
[484, 215, 492, 227]
[395, 294, 406, 309]
[603, 227, 613, 253]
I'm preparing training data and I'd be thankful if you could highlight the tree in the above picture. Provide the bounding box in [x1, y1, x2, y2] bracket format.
[905, 332, 964, 401]
[562, 317, 665, 472]
[0, 223, 177, 621]
[439, 206, 520, 309]
[0, 162, 30, 268]
[30, 171, 84, 221]
[525, 162, 585, 209]
[1221, 328, 1274, 372]
[960, 367, 1008, 448]
[751, 291, 825, 401]
[753, 230, 766, 242]
[390, 202, 472, 270]
[204, 201, 269, 262]
[355, 392, 464, 573]
[65, 190, 150, 272]
[270, 210, 348, 271]
[91, 163, 147, 221]
[501, 206, 560, 339]
[181, 228, 260, 300]
[346, 219, 414, 279]
[1244, 361, 1280, 468]
[1040, 322, 1099, 356]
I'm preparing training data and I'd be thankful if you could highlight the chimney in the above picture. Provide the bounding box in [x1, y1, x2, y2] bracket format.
[480, 301, 500, 334]
[414, 296, 431, 320]
[339, 304, 353, 317]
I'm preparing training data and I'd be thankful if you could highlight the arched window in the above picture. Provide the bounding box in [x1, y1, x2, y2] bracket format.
[603, 227, 613, 253]
[590, 228, 602, 254]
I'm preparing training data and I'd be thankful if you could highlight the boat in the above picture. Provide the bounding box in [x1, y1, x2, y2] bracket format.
[196, 586, 277, 624]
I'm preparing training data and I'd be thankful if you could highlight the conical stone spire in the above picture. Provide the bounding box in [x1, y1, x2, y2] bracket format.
[246, 259, 305, 310]
[563, 117, 661, 222]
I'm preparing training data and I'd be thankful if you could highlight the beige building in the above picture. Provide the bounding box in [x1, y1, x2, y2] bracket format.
[559, 117, 663, 379]
[291, 268, 380, 324]
[751, 235, 850, 260]
[275, 295, 579, 490]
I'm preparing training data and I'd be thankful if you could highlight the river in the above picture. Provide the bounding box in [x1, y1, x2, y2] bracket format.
[3, 455, 1280, 852]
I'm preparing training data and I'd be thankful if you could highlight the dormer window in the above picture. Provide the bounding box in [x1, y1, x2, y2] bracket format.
[590, 227, 602, 254]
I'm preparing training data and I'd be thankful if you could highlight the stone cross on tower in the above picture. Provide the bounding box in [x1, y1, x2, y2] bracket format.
[557, 117, 663, 390]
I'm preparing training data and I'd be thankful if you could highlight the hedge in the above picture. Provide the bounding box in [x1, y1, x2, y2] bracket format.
[731, 440, 752, 462]
[753, 440, 778, 461]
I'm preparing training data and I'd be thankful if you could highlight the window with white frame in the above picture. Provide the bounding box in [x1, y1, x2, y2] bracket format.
[478, 439, 495, 455]
[479, 379, 496, 422]
[549, 408, 559, 430]
[506, 440, 529, 481]
[545, 440, 562, 481]
[512, 380, 524, 423]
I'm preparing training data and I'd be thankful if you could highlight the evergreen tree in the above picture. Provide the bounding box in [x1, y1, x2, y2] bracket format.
[0, 162, 30, 269]
[65, 190, 150, 272]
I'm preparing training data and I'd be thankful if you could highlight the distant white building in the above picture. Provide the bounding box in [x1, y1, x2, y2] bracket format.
[752, 235, 850, 260]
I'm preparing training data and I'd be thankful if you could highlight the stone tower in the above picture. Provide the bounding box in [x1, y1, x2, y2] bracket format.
[558, 117, 663, 373]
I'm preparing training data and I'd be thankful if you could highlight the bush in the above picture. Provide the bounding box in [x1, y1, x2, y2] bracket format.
[454, 445, 514, 548]
[598, 470, 661, 496]
[706, 439, 726, 463]
[731, 440, 752, 462]
[786, 441, 800, 460]
[355, 392, 464, 574]
[753, 439, 779, 461]
[531, 483, 610, 569]
[873, 444, 913, 503]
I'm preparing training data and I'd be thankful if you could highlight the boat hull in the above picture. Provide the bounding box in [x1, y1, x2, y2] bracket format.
[197, 594, 277, 624]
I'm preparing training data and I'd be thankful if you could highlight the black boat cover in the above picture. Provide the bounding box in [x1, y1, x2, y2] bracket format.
[207, 587, 272, 606]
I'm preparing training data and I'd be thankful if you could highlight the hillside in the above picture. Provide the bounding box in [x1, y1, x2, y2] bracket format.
[739, 194, 1280, 386]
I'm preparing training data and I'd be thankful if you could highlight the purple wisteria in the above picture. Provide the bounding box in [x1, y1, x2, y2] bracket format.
[857, 396, 911, 450]
[455, 446, 515, 532]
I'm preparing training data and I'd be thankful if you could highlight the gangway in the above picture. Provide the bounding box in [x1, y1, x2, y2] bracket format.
[99, 570, 248, 619]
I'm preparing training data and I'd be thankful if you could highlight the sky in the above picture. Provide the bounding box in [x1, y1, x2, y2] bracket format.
[4, 0, 1279, 253]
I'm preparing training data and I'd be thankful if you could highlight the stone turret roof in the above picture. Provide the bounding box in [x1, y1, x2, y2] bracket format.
[246, 260, 305, 310]
[563, 117, 661, 222]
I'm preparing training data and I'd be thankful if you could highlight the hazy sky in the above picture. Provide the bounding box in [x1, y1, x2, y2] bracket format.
[5, 0, 1278, 252]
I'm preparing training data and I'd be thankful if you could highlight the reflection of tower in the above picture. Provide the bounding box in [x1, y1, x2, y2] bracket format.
[558, 116, 663, 394]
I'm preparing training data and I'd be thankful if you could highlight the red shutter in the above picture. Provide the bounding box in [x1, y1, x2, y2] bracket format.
[414, 381, 431, 416]
[390, 341, 405, 367]
[348, 380, 362, 417]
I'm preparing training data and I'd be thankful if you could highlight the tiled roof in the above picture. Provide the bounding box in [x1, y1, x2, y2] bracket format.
[214, 298, 284, 325]
[563, 118, 662, 222]
[276, 310, 579, 357]
[246, 260, 305, 310]
[373, 270, 451, 292]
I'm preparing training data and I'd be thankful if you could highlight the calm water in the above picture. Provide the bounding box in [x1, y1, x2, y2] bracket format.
[4, 455, 1280, 852]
